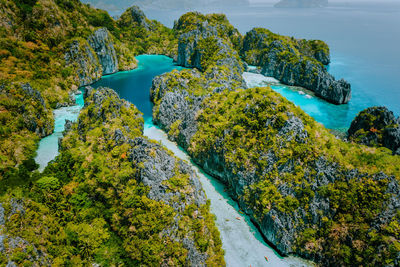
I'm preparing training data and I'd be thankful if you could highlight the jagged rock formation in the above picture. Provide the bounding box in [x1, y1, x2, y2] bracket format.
[119, 6, 150, 30]
[87, 28, 119, 75]
[348, 106, 400, 155]
[64, 39, 102, 87]
[0, 199, 51, 266]
[174, 12, 246, 89]
[0, 83, 53, 138]
[65, 28, 118, 87]
[241, 28, 351, 104]
[275, 0, 328, 8]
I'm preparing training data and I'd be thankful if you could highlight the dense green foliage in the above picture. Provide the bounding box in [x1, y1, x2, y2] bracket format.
[0, 0, 178, 180]
[241, 27, 329, 66]
[187, 86, 400, 265]
[174, 12, 242, 50]
[0, 88, 224, 265]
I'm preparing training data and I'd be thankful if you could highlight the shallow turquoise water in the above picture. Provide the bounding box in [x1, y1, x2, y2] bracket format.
[92, 55, 185, 121]
[35, 92, 84, 171]
[243, 71, 354, 130]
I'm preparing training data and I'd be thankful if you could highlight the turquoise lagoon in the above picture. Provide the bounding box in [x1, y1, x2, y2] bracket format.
[35, 91, 84, 171]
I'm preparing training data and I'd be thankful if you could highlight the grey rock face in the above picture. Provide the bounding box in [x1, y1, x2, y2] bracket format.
[0, 203, 4, 226]
[20, 83, 52, 137]
[176, 22, 218, 69]
[65, 28, 118, 87]
[127, 5, 150, 30]
[150, 70, 206, 149]
[0, 235, 5, 253]
[64, 39, 102, 87]
[63, 119, 73, 136]
[384, 127, 400, 155]
[261, 46, 350, 104]
[176, 21, 246, 89]
[242, 29, 350, 104]
[21, 83, 46, 108]
[6, 261, 17, 267]
[129, 137, 208, 266]
[87, 28, 119, 75]
[10, 199, 25, 217]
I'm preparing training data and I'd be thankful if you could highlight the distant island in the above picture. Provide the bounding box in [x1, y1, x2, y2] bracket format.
[274, 0, 328, 8]
[82, 0, 249, 12]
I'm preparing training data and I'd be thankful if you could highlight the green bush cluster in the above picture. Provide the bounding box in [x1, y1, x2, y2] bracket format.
[0, 0, 180, 181]
[184, 86, 400, 265]
[0, 88, 224, 265]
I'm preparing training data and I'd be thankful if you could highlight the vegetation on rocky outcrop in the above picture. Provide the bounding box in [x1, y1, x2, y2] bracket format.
[151, 12, 400, 266]
[152, 79, 400, 265]
[0, 87, 224, 266]
[348, 106, 400, 155]
[241, 28, 351, 104]
[0, 0, 177, 180]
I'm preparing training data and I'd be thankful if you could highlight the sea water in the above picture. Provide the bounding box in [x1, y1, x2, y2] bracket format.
[35, 91, 84, 171]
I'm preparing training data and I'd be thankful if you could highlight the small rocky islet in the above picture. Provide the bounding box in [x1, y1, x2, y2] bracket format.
[0, 0, 399, 266]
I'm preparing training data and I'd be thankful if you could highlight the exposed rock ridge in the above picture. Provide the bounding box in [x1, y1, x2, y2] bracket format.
[174, 14, 246, 89]
[87, 28, 119, 75]
[150, 69, 206, 149]
[65, 28, 118, 87]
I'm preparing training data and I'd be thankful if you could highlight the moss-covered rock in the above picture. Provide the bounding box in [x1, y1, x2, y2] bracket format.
[0, 87, 225, 266]
[0, 82, 52, 179]
[152, 77, 400, 265]
[241, 28, 351, 104]
[348, 106, 400, 155]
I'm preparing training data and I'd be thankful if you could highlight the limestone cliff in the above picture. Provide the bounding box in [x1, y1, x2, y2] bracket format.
[241, 28, 351, 104]
[87, 28, 119, 75]
[64, 39, 102, 87]
[348, 106, 400, 155]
